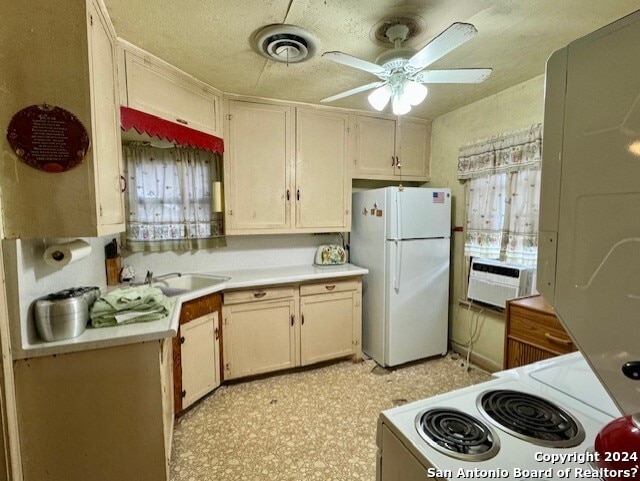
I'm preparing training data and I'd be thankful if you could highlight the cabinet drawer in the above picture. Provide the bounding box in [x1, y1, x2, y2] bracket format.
[300, 279, 358, 296]
[223, 286, 294, 305]
[508, 306, 574, 354]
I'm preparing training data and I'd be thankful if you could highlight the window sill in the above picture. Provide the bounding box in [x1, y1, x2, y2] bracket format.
[457, 298, 505, 316]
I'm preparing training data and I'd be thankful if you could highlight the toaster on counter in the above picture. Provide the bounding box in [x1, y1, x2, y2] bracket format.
[314, 244, 347, 266]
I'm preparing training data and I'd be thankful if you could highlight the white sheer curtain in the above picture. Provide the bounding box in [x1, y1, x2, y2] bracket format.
[123, 144, 225, 252]
[459, 124, 542, 266]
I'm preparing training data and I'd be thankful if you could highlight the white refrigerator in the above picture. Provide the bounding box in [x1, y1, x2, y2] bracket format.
[351, 187, 451, 367]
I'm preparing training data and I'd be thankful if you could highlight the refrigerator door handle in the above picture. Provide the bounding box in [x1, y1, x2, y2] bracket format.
[393, 240, 402, 292]
[396, 190, 402, 240]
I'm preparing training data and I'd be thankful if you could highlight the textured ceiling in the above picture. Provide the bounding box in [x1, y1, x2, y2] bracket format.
[104, 0, 639, 119]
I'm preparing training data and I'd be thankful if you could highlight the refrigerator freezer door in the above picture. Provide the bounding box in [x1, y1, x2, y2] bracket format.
[385, 187, 451, 240]
[385, 238, 450, 366]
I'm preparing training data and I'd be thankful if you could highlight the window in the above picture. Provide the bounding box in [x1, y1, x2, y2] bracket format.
[123, 143, 225, 252]
[458, 124, 542, 266]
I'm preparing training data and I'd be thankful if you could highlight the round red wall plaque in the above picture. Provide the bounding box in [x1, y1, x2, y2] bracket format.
[6, 104, 90, 173]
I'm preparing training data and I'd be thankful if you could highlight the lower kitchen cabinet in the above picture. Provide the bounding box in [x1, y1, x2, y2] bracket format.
[13, 341, 171, 481]
[173, 293, 222, 414]
[300, 281, 361, 366]
[180, 312, 220, 409]
[222, 278, 362, 380]
[222, 291, 298, 380]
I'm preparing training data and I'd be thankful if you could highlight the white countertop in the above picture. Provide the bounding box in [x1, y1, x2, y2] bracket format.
[18, 263, 368, 359]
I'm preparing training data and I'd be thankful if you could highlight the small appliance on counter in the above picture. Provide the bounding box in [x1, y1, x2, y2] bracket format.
[314, 244, 347, 266]
[34, 286, 101, 341]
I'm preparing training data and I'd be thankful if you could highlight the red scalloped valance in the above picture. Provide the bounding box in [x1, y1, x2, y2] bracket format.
[120, 106, 224, 154]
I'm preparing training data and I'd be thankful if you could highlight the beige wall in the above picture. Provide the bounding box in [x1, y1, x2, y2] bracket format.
[430, 74, 545, 371]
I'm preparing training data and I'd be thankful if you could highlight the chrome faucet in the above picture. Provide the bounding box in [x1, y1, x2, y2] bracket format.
[152, 272, 182, 282]
[143, 271, 181, 285]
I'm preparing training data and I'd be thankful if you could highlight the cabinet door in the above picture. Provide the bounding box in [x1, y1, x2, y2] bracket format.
[87, 0, 125, 231]
[225, 101, 293, 232]
[353, 116, 396, 178]
[125, 51, 222, 137]
[223, 299, 298, 379]
[159, 338, 173, 461]
[180, 312, 218, 409]
[396, 118, 430, 179]
[295, 109, 350, 231]
[300, 291, 355, 366]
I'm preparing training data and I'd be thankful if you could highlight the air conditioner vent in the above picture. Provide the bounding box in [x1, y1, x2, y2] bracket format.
[467, 258, 534, 308]
[253, 24, 319, 64]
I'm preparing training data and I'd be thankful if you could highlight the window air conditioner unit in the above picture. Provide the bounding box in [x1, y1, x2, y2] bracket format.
[467, 258, 534, 308]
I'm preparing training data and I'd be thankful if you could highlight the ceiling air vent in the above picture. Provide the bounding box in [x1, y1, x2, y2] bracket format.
[253, 24, 319, 64]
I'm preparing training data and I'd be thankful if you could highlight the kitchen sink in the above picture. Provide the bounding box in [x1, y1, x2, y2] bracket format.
[152, 274, 229, 297]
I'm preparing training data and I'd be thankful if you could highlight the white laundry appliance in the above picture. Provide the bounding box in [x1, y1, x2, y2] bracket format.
[350, 187, 451, 367]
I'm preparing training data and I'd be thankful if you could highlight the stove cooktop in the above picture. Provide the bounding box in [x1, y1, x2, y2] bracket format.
[379, 374, 614, 480]
[415, 407, 500, 461]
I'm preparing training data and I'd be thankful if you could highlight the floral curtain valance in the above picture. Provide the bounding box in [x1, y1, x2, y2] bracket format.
[457, 124, 543, 180]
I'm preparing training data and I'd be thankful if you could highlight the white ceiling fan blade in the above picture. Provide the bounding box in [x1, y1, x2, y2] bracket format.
[322, 51, 386, 76]
[320, 81, 386, 103]
[406, 23, 478, 71]
[413, 68, 492, 84]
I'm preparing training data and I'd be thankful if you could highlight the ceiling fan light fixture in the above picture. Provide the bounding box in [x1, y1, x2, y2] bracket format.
[404, 81, 428, 106]
[368, 85, 392, 111]
[392, 94, 411, 116]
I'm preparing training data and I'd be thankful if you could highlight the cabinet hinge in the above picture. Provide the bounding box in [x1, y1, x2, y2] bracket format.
[346, 127, 351, 134]
[345, 209, 350, 215]
[226, 114, 233, 121]
[99, 205, 103, 217]
[224, 317, 228, 326]
[227, 209, 233, 216]
[225, 363, 230, 371]
[89, 14, 93, 26]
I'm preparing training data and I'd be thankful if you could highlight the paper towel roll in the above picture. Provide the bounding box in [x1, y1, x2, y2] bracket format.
[43, 240, 92, 267]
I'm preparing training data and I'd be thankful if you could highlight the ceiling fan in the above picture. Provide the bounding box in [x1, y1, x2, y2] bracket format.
[320, 22, 492, 115]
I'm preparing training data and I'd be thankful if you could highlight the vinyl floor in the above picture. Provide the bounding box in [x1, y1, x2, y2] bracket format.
[169, 353, 490, 481]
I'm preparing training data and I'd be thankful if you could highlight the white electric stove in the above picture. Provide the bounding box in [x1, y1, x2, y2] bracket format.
[376, 353, 622, 481]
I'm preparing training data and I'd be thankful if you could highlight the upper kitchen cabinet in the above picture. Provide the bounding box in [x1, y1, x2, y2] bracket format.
[295, 108, 350, 231]
[224, 99, 350, 234]
[118, 41, 223, 138]
[0, 0, 125, 238]
[352, 114, 431, 182]
[225, 99, 294, 233]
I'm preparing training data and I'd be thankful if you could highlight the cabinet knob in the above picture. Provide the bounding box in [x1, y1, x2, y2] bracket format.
[214, 327, 219, 340]
[391, 156, 395, 167]
[325, 284, 336, 291]
[180, 336, 185, 344]
[301, 313, 305, 325]
[396, 157, 401, 169]
[176, 118, 189, 125]
[296, 189, 300, 201]
[286, 189, 290, 201]
[290, 314, 294, 326]
[254, 291, 267, 298]
[181, 390, 186, 398]
[120, 175, 127, 193]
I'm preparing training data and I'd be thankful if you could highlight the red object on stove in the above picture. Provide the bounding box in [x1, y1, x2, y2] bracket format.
[120, 106, 224, 154]
[594, 414, 640, 480]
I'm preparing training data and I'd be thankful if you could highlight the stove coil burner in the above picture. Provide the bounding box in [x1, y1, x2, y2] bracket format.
[415, 407, 500, 461]
[477, 390, 586, 448]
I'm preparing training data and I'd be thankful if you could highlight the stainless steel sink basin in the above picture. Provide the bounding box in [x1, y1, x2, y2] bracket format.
[152, 274, 229, 297]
